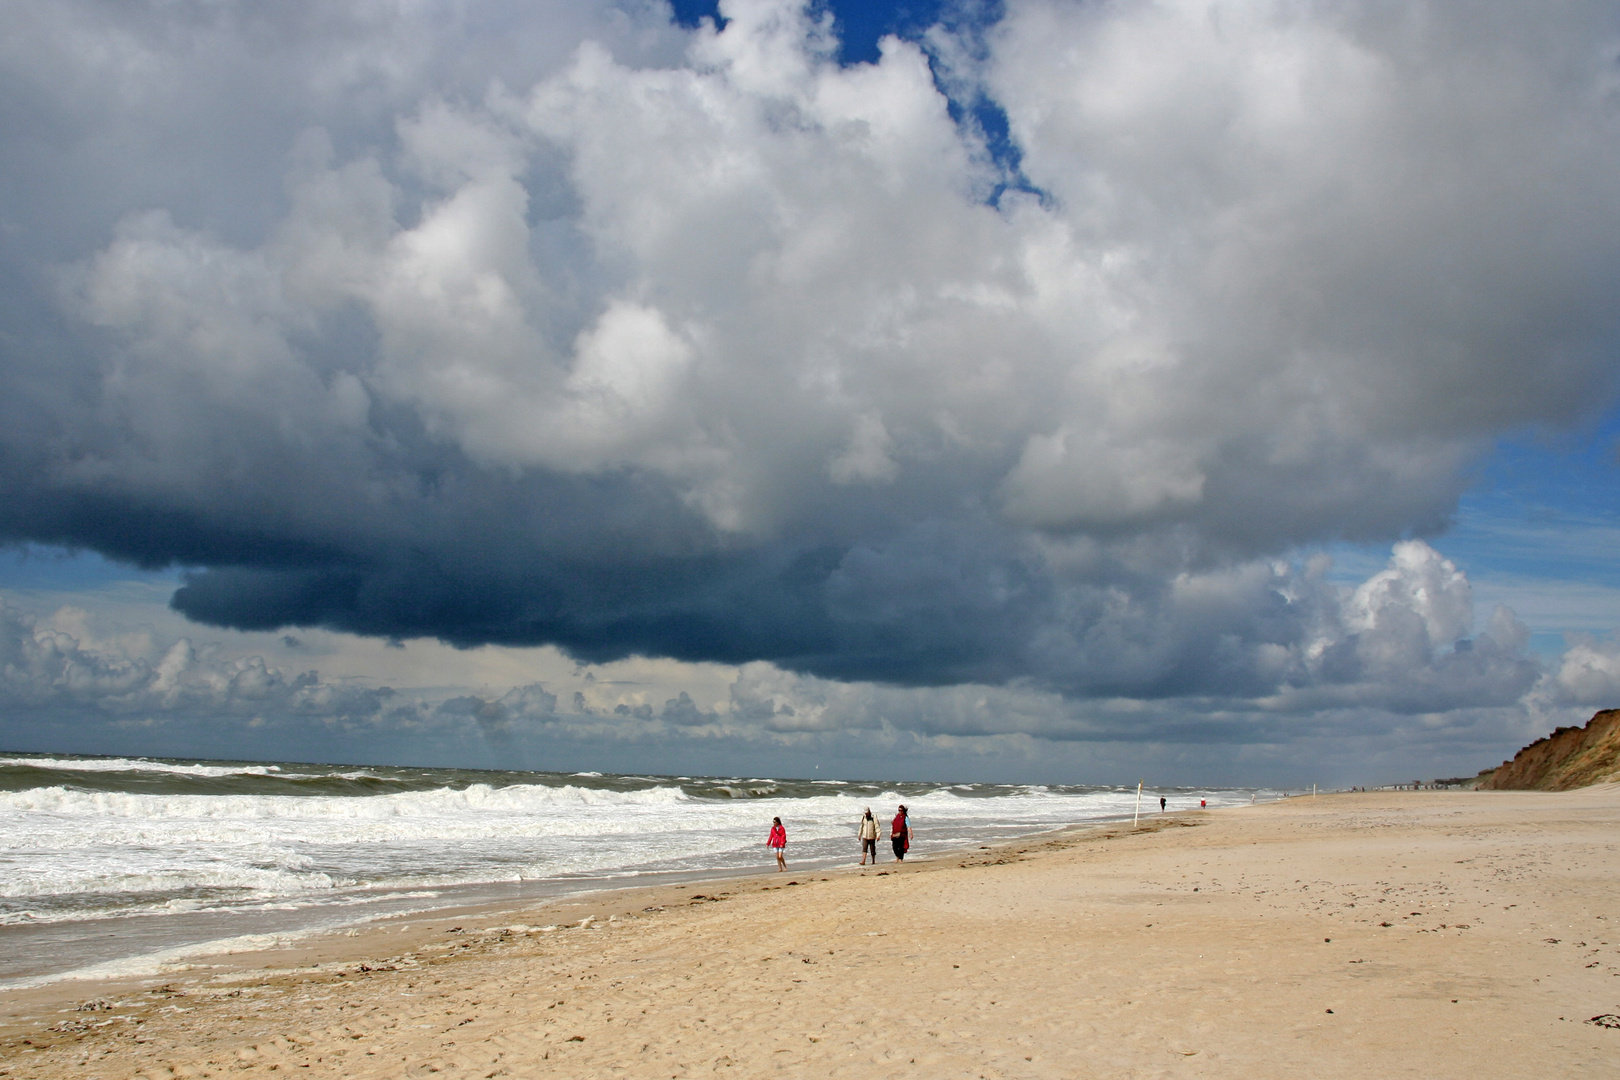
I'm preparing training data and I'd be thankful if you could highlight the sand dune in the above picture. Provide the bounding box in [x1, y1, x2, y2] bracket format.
[4, 789, 1619, 1078]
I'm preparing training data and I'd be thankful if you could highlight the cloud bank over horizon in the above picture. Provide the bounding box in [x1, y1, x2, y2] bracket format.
[3, 0, 1620, 776]
[3, 536, 1618, 782]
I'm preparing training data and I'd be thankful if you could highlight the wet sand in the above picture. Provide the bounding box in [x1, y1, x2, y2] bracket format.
[3, 788, 1619, 1078]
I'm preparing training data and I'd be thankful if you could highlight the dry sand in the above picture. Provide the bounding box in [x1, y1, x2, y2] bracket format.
[4, 788, 1620, 1078]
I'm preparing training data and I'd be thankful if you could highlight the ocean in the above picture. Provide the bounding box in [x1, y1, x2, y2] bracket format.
[0, 753, 1263, 988]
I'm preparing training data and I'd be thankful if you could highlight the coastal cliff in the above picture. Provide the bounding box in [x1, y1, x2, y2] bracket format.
[1476, 708, 1620, 790]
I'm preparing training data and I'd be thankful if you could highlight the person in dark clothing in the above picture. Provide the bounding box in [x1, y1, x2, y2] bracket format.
[890, 805, 910, 861]
[1160, 796, 1167, 812]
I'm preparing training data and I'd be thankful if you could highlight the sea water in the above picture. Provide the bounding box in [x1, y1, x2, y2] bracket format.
[0, 753, 1262, 987]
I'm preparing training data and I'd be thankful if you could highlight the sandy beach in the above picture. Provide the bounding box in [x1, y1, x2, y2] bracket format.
[4, 789, 1619, 1078]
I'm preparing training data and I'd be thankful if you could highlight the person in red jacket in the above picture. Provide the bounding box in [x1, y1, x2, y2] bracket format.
[767, 816, 787, 871]
[890, 805, 910, 861]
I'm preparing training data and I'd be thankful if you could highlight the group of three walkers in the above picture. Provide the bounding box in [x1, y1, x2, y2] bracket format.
[766, 805, 910, 871]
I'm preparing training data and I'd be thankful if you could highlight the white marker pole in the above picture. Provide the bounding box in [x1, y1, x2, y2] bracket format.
[1134, 780, 1143, 828]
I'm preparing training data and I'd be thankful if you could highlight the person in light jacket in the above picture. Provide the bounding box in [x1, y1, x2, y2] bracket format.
[858, 808, 880, 864]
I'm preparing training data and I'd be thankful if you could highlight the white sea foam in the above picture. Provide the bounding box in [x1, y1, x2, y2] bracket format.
[0, 756, 1256, 941]
[0, 755, 294, 779]
[0, 928, 331, 989]
[0, 780, 690, 818]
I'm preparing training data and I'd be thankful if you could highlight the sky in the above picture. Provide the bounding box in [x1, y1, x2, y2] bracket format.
[2, 0, 1620, 787]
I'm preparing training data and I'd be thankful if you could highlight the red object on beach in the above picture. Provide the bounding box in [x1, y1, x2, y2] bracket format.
[768, 822, 786, 848]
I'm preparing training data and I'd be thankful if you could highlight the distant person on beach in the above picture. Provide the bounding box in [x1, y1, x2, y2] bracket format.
[891, 805, 910, 861]
[767, 816, 787, 871]
[859, 808, 880, 865]
[1160, 796, 1167, 812]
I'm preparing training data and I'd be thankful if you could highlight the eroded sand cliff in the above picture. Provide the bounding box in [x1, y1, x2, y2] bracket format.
[1477, 708, 1620, 790]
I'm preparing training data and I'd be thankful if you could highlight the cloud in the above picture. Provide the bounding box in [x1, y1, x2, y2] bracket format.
[0, 597, 391, 722]
[1, 0, 1618, 741]
[0, 539, 1567, 769]
[1546, 635, 1620, 707]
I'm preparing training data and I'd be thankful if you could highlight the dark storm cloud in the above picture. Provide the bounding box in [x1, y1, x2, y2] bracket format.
[1, 0, 1617, 724]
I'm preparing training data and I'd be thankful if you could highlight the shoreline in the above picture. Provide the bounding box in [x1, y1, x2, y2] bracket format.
[3, 752, 1223, 990]
[0, 814, 1135, 1029]
[0, 811, 1117, 994]
[6, 790, 1618, 1077]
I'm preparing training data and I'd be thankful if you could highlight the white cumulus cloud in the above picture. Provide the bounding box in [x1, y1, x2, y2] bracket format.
[0, 0, 1618, 771]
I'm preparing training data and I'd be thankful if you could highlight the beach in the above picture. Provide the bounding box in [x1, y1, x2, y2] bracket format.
[3, 788, 1619, 1078]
